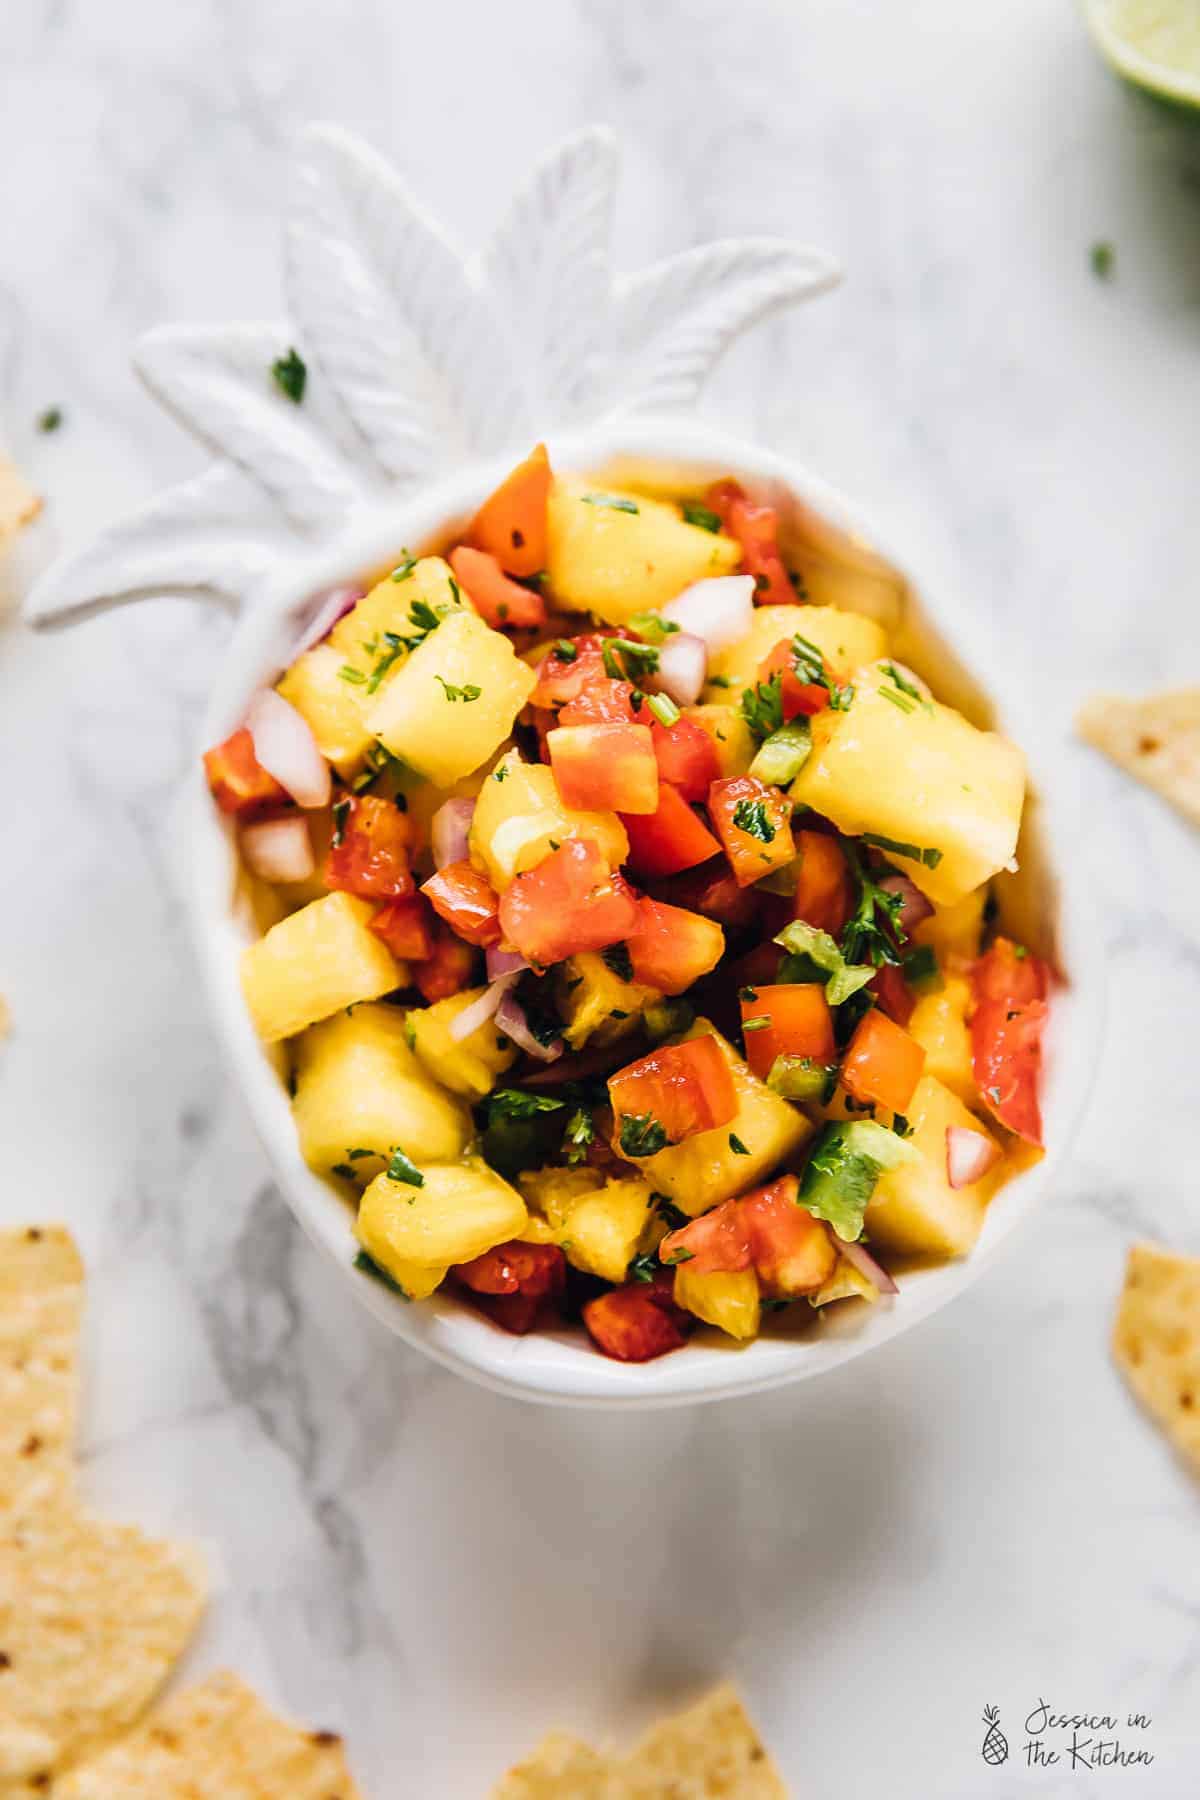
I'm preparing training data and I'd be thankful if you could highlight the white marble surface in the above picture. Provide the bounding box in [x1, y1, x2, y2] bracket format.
[2, 2, 1200, 1794]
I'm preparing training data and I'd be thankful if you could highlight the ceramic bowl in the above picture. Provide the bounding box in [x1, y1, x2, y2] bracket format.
[26, 126, 1101, 1406]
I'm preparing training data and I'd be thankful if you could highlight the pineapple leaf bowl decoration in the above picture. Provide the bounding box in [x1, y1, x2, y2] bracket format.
[23, 126, 1101, 1405]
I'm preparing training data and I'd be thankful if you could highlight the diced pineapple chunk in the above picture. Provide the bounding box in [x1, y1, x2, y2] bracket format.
[686, 705, 756, 777]
[328, 556, 462, 666]
[865, 1075, 1004, 1259]
[277, 644, 373, 777]
[618, 1023, 812, 1216]
[360, 1257, 449, 1302]
[703, 603, 889, 701]
[908, 974, 975, 1102]
[357, 1156, 527, 1270]
[519, 1167, 654, 1283]
[556, 952, 658, 1049]
[673, 1266, 761, 1339]
[810, 1257, 879, 1308]
[790, 665, 1026, 905]
[408, 988, 518, 1099]
[912, 889, 986, 963]
[240, 892, 404, 1043]
[366, 610, 536, 786]
[292, 1003, 471, 1184]
[469, 751, 628, 889]
[546, 478, 741, 624]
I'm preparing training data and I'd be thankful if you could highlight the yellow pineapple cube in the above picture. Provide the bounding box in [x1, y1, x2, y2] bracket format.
[618, 1023, 812, 1215]
[408, 988, 518, 1100]
[810, 1257, 879, 1308]
[790, 665, 1026, 905]
[357, 1256, 448, 1302]
[703, 603, 888, 701]
[328, 555, 462, 666]
[277, 644, 373, 777]
[292, 1003, 471, 1183]
[366, 610, 536, 786]
[865, 1075, 1004, 1259]
[674, 1266, 761, 1339]
[912, 889, 986, 963]
[546, 478, 741, 624]
[556, 952, 658, 1049]
[240, 891, 404, 1043]
[469, 751, 628, 889]
[908, 974, 975, 1102]
[519, 1167, 654, 1283]
[518, 1167, 605, 1232]
[356, 1157, 527, 1269]
[686, 704, 756, 777]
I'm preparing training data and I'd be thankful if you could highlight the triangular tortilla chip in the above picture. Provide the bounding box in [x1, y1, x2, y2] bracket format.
[0, 460, 39, 546]
[1077, 689, 1200, 826]
[621, 1685, 788, 1798]
[0, 1502, 207, 1793]
[54, 1670, 363, 1799]
[492, 1730, 620, 1798]
[0, 1226, 83, 1520]
[1113, 1241, 1200, 1476]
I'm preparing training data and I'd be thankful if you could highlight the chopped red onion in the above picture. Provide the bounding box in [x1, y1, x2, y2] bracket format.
[431, 797, 476, 870]
[245, 690, 331, 809]
[837, 1237, 899, 1296]
[946, 1126, 1001, 1190]
[448, 974, 519, 1043]
[661, 575, 755, 651]
[240, 815, 314, 884]
[878, 873, 933, 933]
[496, 989, 563, 1062]
[290, 584, 364, 659]
[486, 945, 529, 981]
[651, 631, 707, 707]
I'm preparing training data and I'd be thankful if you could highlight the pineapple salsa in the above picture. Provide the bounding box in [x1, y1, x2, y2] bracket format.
[204, 444, 1050, 1362]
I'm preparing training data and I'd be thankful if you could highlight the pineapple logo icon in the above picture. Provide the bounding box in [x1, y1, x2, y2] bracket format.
[980, 1705, 1009, 1766]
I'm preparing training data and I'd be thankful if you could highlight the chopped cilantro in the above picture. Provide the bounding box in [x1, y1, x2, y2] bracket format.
[618, 1112, 670, 1158]
[365, 630, 406, 693]
[602, 638, 660, 682]
[330, 1162, 359, 1181]
[739, 986, 758, 1002]
[493, 764, 509, 782]
[879, 684, 916, 715]
[740, 672, 785, 741]
[553, 639, 578, 662]
[602, 943, 634, 982]
[271, 347, 307, 404]
[708, 674, 733, 689]
[732, 797, 776, 843]
[647, 691, 681, 728]
[682, 502, 722, 533]
[390, 554, 417, 583]
[643, 997, 694, 1040]
[892, 1113, 912, 1138]
[331, 798, 350, 847]
[839, 845, 906, 968]
[653, 1194, 690, 1230]
[860, 832, 943, 870]
[37, 406, 62, 433]
[435, 676, 481, 703]
[628, 1252, 660, 1283]
[486, 1090, 566, 1123]
[1090, 240, 1115, 280]
[742, 1015, 772, 1032]
[627, 610, 680, 644]
[728, 1133, 750, 1156]
[663, 1247, 694, 1265]
[901, 944, 942, 992]
[338, 664, 368, 685]
[581, 492, 639, 514]
[563, 1103, 596, 1165]
[385, 1147, 424, 1187]
[354, 1249, 410, 1299]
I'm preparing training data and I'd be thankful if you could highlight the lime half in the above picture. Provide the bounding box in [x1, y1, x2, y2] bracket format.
[1086, 0, 1200, 109]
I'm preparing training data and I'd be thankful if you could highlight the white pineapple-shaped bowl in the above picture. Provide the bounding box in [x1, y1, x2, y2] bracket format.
[26, 126, 1099, 1405]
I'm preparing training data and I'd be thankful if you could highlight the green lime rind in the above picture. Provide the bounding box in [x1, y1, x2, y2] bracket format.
[1085, 0, 1200, 112]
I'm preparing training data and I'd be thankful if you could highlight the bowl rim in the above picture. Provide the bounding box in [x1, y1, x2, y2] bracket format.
[182, 415, 1105, 1408]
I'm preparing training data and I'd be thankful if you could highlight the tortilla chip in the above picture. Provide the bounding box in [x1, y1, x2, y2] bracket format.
[1113, 1241, 1200, 1476]
[0, 1226, 83, 1520]
[622, 1685, 788, 1798]
[0, 1502, 207, 1792]
[492, 1731, 620, 1798]
[54, 1670, 363, 1799]
[1077, 689, 1200, 827]
[0, 460, 39, 547]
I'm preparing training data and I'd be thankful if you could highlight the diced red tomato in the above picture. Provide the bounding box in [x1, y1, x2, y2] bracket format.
[706, 478, 797, 607]
[739, 1176, 838, 1296]
[529, 634, 612, 708]
[626, 898, 724, 995]
[452, 1239, 566, 1299]
[609, 1034, 738, 1146]
[203, 727, 288, 816]
[792, 830, 852, 936]
[582, 1282, 689, 1362]
[758, 638, 830, 719]
[413, 926, 477, 1002]
[468, 441, 551, 577]
[324, 794, 415, 900]
[547, 722, 659, 815]
[557, 677, 638, 726]
[421, 860, 502, 948]
[738, 983, 835, 1080]
[869, 962, 916, 1027]
[840, 1008, 926, 1115]
[708, 775, 795, 887]
[448, 545, 545, 630]
[663, 858, 760, 930]
[970, 939, 1050, 1146]
[621, 785, 722, 880]
[649, 715, 721, 803]
[498, 837, 639, 967]
[369, 894, 434, 962]
[466, 1291, 543, 1334]
[659, 1175, 837, 1296]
